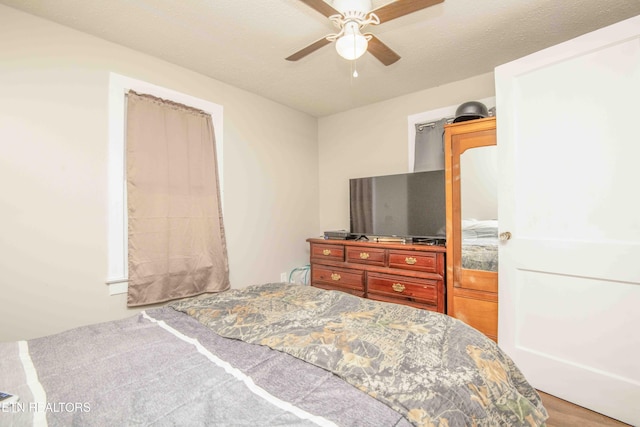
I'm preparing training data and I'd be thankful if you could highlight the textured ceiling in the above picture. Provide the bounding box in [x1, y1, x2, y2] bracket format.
[2, 0, 639, 117]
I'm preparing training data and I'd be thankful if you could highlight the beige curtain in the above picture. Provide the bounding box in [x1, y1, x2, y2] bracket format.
[126, 91, 229, 307]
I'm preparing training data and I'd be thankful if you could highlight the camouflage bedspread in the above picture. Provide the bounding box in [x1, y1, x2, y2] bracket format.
[170, 283, 547, 427]
[462, 242, 499, 272]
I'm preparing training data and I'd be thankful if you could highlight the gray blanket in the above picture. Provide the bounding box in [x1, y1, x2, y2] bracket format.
[0, 307, 409, 427]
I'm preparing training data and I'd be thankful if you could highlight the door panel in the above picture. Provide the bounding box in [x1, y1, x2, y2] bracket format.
[496, 16, 640, 426]
[515, 269, 638, 377]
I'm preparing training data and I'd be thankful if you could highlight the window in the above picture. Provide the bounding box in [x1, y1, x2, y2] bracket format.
[106, 73, 223, 295]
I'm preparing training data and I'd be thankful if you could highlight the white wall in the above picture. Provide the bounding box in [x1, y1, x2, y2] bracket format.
[0, 4, 318, 341]
[317, 73, 496, 232]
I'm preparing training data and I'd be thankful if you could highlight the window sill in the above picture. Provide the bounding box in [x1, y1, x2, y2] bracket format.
[106, 279, 128, 296]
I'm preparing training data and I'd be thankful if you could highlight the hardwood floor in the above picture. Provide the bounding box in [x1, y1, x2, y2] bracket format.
[538, 391, 631, 426]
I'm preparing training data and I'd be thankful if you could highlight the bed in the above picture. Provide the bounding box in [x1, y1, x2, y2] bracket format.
[461, 219, 499, 272]
[1, 283, 547, 426]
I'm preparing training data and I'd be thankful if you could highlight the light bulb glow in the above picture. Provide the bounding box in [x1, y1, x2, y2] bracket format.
[335, 22, 368, 60]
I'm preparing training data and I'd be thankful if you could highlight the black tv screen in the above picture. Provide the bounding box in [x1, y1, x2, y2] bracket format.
[349, 170, 446, 239]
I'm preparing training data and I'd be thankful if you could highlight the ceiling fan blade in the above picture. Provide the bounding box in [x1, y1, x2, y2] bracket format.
[286, 37, 332, 61]
[367, 35, 401, 65]
[297, 0, 341, 18]
[371, 0, 444, 24]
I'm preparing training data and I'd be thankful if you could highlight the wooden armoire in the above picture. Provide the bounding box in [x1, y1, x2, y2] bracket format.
[444, 116, 498, 341]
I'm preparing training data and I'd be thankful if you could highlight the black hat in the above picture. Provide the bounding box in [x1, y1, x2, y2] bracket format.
[453, 101, 489, 123]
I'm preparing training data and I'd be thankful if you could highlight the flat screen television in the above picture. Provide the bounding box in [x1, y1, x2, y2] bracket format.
[349, 170, 446, 240]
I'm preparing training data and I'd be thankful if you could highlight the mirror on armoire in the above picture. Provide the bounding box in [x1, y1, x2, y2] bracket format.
[445, 117, 499, 341]
[459, 145, 498, 273]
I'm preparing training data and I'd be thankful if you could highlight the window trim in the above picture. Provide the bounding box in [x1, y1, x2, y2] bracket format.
[107, 73, 224, 295]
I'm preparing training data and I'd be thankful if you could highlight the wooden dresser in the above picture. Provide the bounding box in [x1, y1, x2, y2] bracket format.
[307, 238, 446, 313]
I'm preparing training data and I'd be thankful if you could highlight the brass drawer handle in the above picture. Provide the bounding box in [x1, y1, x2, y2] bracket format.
[359, 252, 370, 259]
[331, 273, 341, 281]
[405, 257, 417, 265]
[392, 283, 406, 292]
[322, 249, 331, 256]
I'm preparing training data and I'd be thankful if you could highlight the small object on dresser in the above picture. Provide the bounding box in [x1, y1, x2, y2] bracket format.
[374, 236, 406, 243]
[323, 230, 351, 240]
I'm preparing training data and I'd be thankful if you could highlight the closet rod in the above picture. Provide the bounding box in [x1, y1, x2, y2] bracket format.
[416, 118, 454, 131]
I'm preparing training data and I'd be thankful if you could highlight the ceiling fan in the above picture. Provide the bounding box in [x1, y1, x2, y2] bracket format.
[286, 0, 444, 66]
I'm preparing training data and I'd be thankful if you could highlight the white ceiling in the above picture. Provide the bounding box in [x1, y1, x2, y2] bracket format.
[2, 0, 639, 117]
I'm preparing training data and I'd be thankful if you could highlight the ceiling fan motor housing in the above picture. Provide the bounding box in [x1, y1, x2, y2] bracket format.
[332, 0, 372, 14]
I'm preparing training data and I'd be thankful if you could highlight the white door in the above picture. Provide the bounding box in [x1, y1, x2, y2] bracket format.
[495, 16, 640, 426]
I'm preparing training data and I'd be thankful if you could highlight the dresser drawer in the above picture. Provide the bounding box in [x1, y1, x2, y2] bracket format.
[312, 282, 365, 298]
[346, 247, 386, 266]
[312, 265, 364, 292]
[367, 294, 440, 312]
[388, 250, 438, 273]
[367, 273, 438, 305]
[310, 243, 344, 262]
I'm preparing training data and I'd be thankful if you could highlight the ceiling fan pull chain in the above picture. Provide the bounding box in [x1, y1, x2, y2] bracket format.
[352, 59, 359, 79]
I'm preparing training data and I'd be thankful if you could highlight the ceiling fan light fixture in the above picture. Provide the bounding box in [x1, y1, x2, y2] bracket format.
[335, 21, 368, 60]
